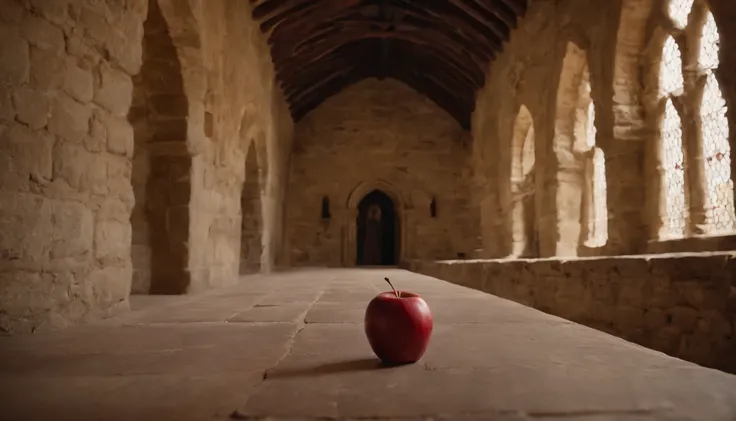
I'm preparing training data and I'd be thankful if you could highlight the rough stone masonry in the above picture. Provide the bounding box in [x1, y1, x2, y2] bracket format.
[0, 0, 735, 377]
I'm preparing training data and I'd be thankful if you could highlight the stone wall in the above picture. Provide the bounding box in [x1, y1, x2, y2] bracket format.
[472, 0, 736, 259]
[129, 0, 292, 294]
[0, 0, 293, 332]
[407, 254, 736, 373]
[0, 0, 147, 332]
[187, 0, 292, 288]
[286, 79, 478, 267]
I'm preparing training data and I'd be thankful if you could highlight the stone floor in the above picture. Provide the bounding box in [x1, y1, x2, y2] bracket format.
[1, 268, 736, 421]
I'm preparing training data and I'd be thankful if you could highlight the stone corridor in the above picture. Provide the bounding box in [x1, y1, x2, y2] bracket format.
[1, 269, 735, 421]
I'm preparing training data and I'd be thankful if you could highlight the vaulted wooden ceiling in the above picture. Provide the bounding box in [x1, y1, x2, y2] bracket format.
[250, 0, 528, 129]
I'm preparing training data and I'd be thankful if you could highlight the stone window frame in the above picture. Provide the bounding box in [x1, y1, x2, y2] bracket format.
[642, 0, 734, 245]
[553, 40, 609, 256]
[508, 104, 538, 257]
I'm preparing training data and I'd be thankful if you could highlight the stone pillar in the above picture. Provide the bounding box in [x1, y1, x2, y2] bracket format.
[681, 35, 710, 235]
[604, 136, 648, 254]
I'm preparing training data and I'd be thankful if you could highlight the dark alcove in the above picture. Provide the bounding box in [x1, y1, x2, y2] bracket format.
[321, 196, 331, 219]
[356, 189, 398, 266]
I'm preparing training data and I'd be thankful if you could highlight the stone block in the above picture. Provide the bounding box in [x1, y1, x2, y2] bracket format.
[643, 308, 667, 330]
[48, 200, 95, 261]
[28, 0, 70, 25]
[0, 124, 54, 188]
[51, 142, 85, 189]
[94, 65, 133, 116]
[88, 264, 133, 308]
[94, 217, 132, 263]
[0, 192, 49, 264]
[48, 94, 91, 142]
[86, 154, 109, 196]
[0, 1, 24, 23]
[87, 110, 108, 152]
[63, 58, 94, 103]
[13, 86, 50, 129]
[30, 47, 64, 90]
[0, 271, 61, 317]
[107, 10, 145, 75]
[0, 25, 29, 86]
[21, 14, 64, 52]
[669, 306, 699, 333]
[0, 85, 14, 121]
[106, 154, 134, 207]
[105, 113, 134, 157]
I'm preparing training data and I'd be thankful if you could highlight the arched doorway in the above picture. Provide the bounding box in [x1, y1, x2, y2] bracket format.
[129, 0, 191, 294]
[356, 190, 399, 266]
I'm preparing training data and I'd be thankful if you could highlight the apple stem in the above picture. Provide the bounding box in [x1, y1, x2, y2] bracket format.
[384, 277, 400, 298]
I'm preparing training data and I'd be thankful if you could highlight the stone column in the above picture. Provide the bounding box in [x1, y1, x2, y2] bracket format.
[604, 135, 648, 254]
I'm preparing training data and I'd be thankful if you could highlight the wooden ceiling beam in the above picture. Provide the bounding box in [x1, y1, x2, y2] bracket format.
[466, 0, 519, 29]
[494, 0, 527, 18]
[284, 22, 493, 64]
[282, 40, 478, 120]
[287, 66, 357, 105]
[265, 0, 362, 40]
[251, 0, 530, 130]
[290, 69, 370, 120]
[388, 41, 480, 92]
[274, 30, 486, 88]
[395, 12, 498, 57]
[386, 71, 472, 129]
[393, 0, 502, 48]
[447, 0, 509, 40]
[280, 42, 378, 96]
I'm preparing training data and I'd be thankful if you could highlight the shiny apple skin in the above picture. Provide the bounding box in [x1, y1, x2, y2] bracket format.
[364, 291, 433, 365]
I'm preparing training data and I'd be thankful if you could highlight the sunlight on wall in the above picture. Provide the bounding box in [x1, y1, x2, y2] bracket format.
[585, 101, 608, 247]
[699, 13, 734, 233]
[667, 0, 694, 29]
[662, 98, 688, 238]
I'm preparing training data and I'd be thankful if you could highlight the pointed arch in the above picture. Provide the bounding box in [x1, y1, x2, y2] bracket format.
[508, 105, 537, 257]
[129, 0, 193, 294]
[552, 41, 607, 255]
[645, 0, 734, 240]
[344, 180, 408, 266]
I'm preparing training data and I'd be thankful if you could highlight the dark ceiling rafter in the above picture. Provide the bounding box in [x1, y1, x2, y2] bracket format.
[250, 0, 528, 130]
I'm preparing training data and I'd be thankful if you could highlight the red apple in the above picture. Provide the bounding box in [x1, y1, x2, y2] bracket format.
[364, 277, 433, 365]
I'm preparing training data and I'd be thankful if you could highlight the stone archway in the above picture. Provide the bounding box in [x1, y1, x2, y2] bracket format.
[509, 105, 537, 257]
[356, 190, 399, 266]
[129, 0, 191, 294]
[344, 180, 408, 266]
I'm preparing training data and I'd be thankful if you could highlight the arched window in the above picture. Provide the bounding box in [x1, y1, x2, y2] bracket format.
[509, 105, 537, 257]
[553, 42, 608, 255]
[581, 85, 608, 248]
[654, 0, 733, 238]
[699, 13, 733, 232]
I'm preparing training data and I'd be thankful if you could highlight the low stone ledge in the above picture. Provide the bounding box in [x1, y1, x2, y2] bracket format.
[407, 252, 736, 373]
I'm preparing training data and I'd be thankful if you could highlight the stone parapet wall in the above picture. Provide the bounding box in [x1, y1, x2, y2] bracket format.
[407, 253, 736, 373]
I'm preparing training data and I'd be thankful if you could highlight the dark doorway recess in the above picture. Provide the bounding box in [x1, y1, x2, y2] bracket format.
[356, 189, 398, 266]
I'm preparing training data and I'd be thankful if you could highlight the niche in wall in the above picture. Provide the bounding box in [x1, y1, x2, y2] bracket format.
[321, 196, 331, 219]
